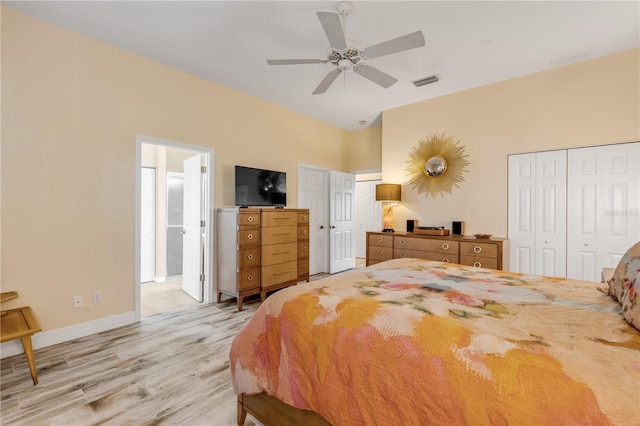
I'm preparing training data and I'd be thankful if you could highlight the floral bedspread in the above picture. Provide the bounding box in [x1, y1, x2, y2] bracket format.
[230, 258, 640, 425]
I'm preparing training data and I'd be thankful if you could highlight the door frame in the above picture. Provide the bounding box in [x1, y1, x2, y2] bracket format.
[134, 135, 215, 322]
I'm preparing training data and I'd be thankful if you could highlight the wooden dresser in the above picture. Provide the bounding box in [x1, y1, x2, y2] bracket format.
[217, 208, 310, 310]
[366, 232, 508, 270]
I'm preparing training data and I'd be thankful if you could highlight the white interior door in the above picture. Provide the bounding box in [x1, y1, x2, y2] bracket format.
[182, 154, 203, 301]
[508, 151, 567, 277]
[355, 180, 382, 258]
[299, 166, 329, 275]
[535, 150, 567, 277]
[567, 142, 640, 281]
[508, 154, 536, 274]
[140, 167, 156, 283]
[329, 171, 356, 274]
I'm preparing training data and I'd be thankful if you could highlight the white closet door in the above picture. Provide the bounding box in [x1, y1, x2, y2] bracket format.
[535, 150, 567, 277]
[508, 151, 566, 276]
[567, 142, 640, 281]
[508, 153, 536, 274]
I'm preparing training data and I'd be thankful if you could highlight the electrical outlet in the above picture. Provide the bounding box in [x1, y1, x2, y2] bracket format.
[93, 291, 102, 304]
[73, 295, 83, 308]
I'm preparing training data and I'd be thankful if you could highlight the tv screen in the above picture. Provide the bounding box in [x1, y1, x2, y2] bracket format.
[235, 165, 287, 207]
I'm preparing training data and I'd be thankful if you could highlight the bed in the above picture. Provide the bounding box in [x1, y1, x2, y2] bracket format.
[230, 246, 640, 425]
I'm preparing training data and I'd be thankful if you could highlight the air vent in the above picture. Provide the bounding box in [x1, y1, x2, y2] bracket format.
[412, 75, 440, 87]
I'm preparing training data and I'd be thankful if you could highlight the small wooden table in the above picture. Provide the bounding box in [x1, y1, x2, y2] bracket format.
[1, 306, 41, 384]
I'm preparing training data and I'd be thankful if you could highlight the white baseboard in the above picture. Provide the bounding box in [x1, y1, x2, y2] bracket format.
[155, 276, 167, 283]
[0, 311, 136, 359]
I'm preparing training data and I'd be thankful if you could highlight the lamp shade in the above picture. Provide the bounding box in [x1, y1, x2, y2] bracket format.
[376, 184, 402, 202]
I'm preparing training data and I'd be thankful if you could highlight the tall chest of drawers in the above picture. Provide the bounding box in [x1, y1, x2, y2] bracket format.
[217, 208, 310, 310]
[366, 232, 508, 270]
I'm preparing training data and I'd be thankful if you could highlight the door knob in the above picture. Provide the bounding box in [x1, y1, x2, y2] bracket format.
[330, 226, 336, 229]
[182, 229, 186, 235]
[320, 225, 325, 229]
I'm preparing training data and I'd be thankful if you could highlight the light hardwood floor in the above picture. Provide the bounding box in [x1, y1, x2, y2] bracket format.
[1, 261, 365, 425]
[1, 299, 261, 426]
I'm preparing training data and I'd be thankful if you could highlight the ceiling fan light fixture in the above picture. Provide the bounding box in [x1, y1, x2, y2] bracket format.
[412, 75, 440, 87]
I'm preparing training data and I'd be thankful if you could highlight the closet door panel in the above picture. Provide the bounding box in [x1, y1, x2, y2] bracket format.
[508, 154, 536, 274]
[535, 150, 567, 277]
[567, 142, 640, 281]
[601, 143, 640, 267]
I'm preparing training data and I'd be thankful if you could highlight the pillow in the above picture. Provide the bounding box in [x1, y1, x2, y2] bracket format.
[608, 241, 640, 330]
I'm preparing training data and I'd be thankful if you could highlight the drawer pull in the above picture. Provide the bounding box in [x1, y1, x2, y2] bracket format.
[302, 230, 308, 235]
[247, 216, 254, 222]
[399, 253, 406, 258]
[473, 261, 482, 267]
[274, 270, 292, 276]
[377, 250, 383, 256]
[247, 234, 254, 240]
[442, 243, 450, 250]
[376, 237, 383, 243]
[442, 258, 450, 263]
[247, 275, 253, 281]
[247, 254, 253, 260]
[473, 246, 482, 253]
[302, 247, 307, 252]
[399, 240, 406, 246]
[302, 215, 308, 220]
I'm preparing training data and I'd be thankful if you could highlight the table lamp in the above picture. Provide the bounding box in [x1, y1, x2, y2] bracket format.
[376, 183, 402, 232]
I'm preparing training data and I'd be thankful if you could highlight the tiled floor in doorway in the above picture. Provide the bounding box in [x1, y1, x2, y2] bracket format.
[140, 278, 199, 318]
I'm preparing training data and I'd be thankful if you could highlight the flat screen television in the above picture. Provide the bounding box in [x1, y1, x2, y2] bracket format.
[235, 165, 287, 207]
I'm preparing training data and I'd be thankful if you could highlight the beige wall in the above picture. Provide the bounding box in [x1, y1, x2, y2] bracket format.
[1, 8, 348, 332]
[382, 48, 640, 238]
[345, 125, 382, 172]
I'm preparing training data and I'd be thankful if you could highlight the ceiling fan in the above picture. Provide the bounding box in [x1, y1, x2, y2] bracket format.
[266, 1, 425, 94]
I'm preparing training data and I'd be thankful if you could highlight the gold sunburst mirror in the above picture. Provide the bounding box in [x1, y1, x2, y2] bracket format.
[406, 134, 470, 197]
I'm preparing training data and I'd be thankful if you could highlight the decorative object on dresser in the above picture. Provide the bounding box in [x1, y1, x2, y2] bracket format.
[406, 134, 470, 198]
[452, 221, 464, 235]
[375, 183, 401, 232]
[406, 219, 418, 233]
[217, 208, 310, 310]
[366, 231, 507, 270]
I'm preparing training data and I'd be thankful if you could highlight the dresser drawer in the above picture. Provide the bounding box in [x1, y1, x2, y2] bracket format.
[368, 233, 393, 247]
[262, 261, 297, 287]
[298, 226, 309, 240]
[237, 268, 260, 291]
[460, 255, 498, 270]
[262, 225, 297, 245]
[395, 248, 457, 264]
[395, 237, 459, 254]
[297, 259, 309, 276]
[237, 247, 261, 269]
[460, 242, 498, 258]
[238, 229, 260, 248]
[298, 212, 310, 223]
[238, 212, 260, 226]
[369, 246, 393, 262]
[298, 241, 309, 258]
[262, 211, 297, 227]
[262, 242, 297, 266]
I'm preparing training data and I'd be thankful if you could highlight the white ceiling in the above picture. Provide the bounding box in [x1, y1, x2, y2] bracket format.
[5, 1, 639, 131]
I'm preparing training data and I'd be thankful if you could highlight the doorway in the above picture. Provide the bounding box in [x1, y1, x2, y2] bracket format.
[135, 136, 214, 321]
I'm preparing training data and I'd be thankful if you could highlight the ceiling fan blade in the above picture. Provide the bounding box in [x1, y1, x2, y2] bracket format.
[353, 64, 397, 88]
[313, 68, 342, 95]
[361, 31, 426, 59]
[267, 59, 326, 65]
[316, 11, 347, 51]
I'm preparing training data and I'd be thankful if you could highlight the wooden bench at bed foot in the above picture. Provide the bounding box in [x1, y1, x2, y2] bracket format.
[238, 393, 331, 426]
[1, 305, 42, 385]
